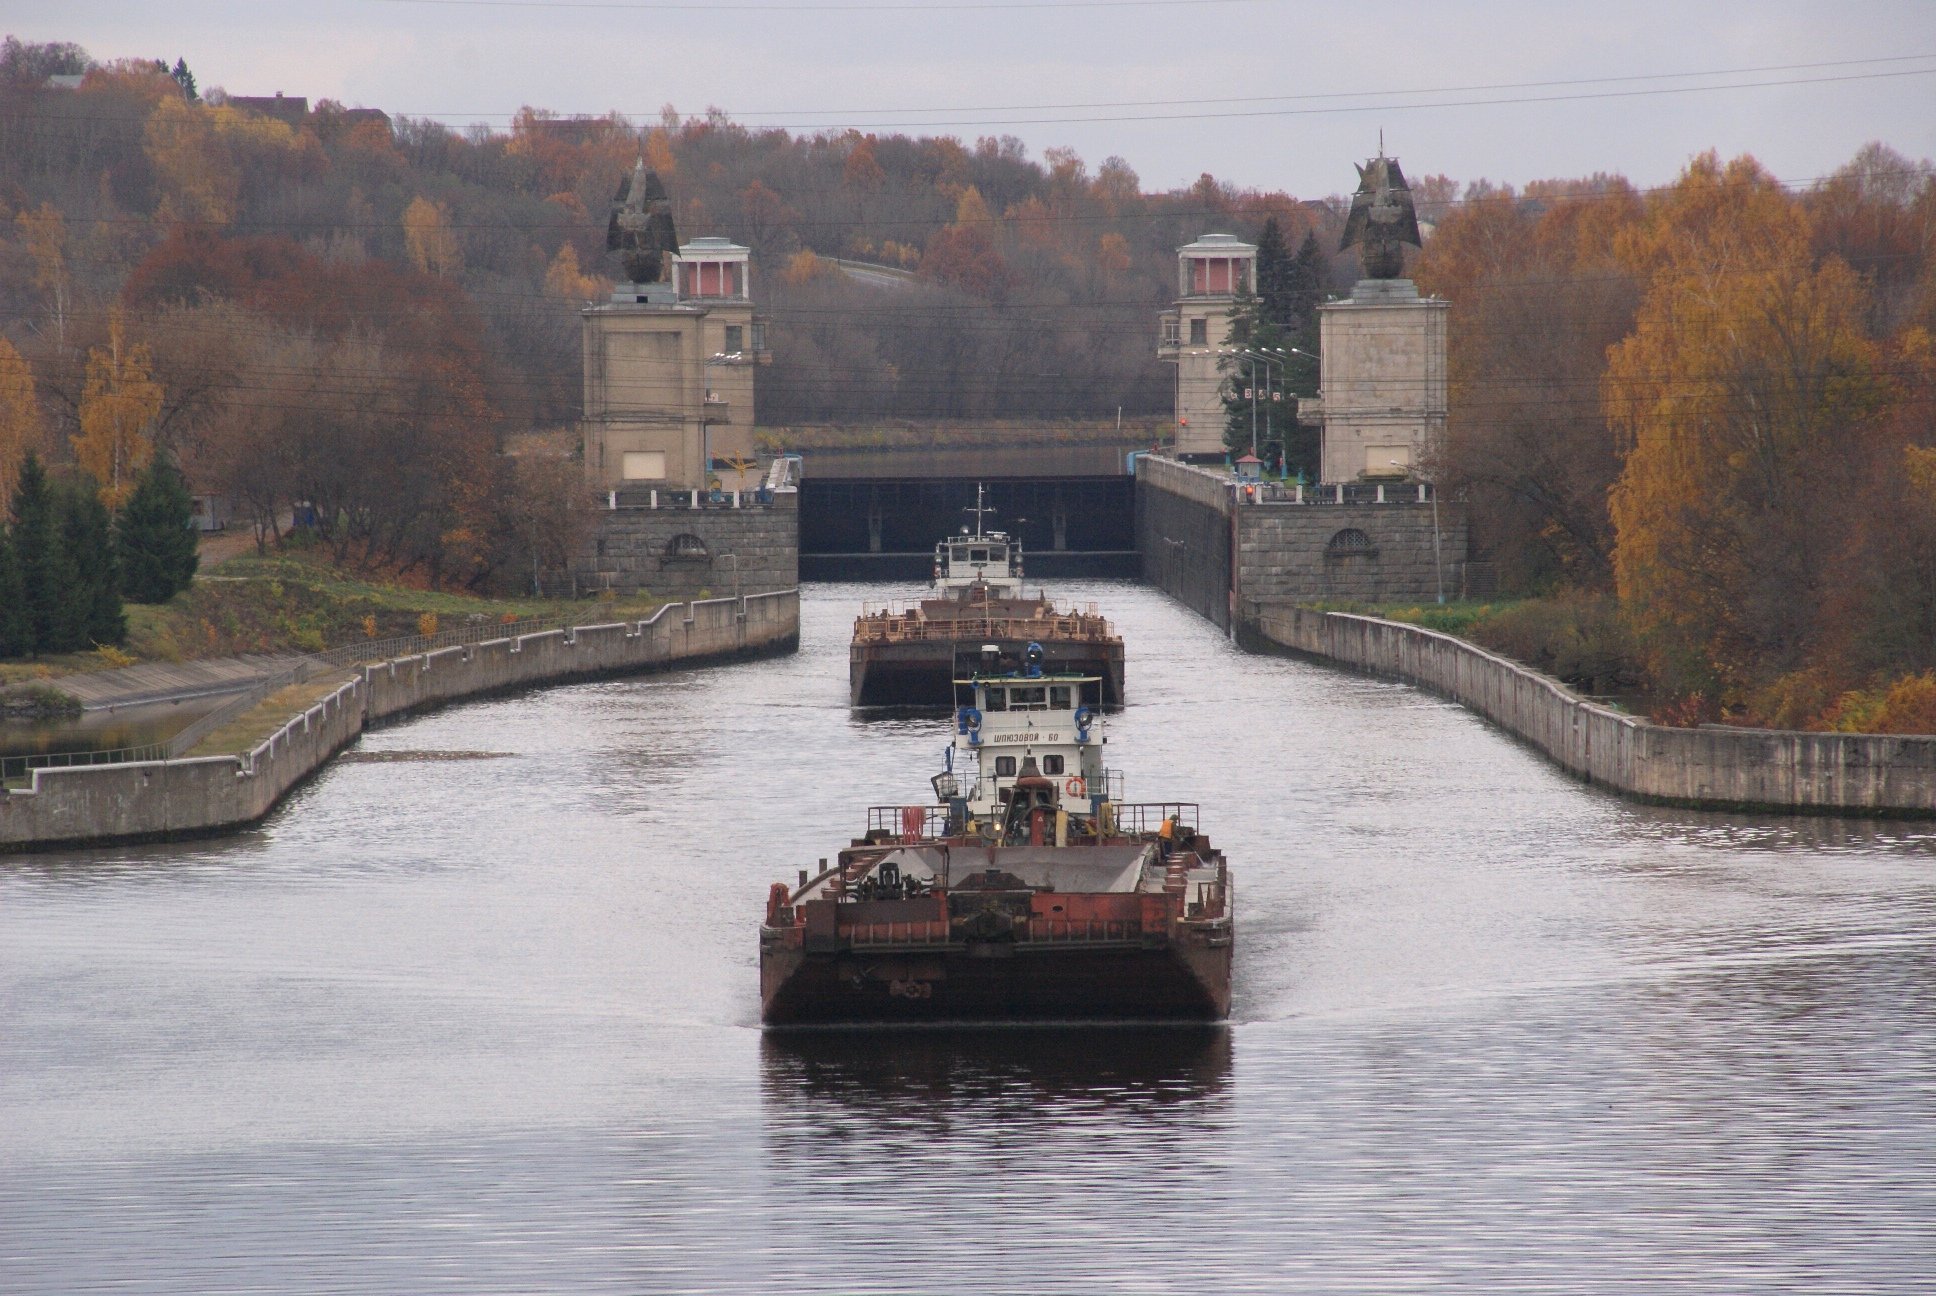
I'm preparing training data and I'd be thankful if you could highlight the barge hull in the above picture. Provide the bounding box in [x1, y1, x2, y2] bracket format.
[850, 640, 1126, 707]
[761, 939, 1230, 1026]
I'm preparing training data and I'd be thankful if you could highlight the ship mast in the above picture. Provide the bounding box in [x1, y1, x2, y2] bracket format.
[964, 482, 997, 539]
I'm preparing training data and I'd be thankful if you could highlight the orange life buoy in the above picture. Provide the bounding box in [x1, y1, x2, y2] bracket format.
[1065, 775, 1087, 799]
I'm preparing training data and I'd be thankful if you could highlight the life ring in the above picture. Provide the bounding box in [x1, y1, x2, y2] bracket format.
[1064, 775, 1086, 799]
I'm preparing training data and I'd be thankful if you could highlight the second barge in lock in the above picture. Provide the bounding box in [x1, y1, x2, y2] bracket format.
[762, 646, 1232, 1026]
[848, 496, 1125, 708]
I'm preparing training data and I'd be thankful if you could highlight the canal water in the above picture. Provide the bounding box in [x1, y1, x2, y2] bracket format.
[4, 582, 1933, 1294]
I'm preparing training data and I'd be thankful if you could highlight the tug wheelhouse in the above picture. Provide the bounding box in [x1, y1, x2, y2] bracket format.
[948, 644, 1113, 837]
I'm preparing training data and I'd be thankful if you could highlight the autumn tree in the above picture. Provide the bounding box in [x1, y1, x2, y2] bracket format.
[15, 203, 69, 345]
[543, 242, 604, 299]
[1605, 154, 1889, 704]
[74, 310, 162, 510]
[0, 337, 43, 512]
[1413, 179, 1643, 589]
[402, 196, 463, 276]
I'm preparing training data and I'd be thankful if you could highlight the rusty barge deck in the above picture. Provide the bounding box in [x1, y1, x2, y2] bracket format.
[849, 600, 1125, 707]
[760, 807, 1231, 1026]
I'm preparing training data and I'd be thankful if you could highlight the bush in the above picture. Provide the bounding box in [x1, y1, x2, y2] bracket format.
[1467, 594, 1640, 694]
[1821, 672, 1936, 735]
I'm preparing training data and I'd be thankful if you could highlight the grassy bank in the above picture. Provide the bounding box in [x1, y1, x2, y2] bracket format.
[1304, 595, 1646, 706]
[1, 551, 664, 689]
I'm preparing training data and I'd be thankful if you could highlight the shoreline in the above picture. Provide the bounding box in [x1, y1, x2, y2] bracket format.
[0, 591, 800, 854]
[1245, 605, 1936, 819]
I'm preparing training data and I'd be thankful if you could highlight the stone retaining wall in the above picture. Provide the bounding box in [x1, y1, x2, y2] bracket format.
[1256, 606, 1936, 816]
[579, 494, 797, 600]
[0, 591, 800, 852]
[1136, 455, 1467, 629]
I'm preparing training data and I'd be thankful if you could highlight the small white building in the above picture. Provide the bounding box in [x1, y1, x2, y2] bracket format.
[1156, 233, 1256, 460]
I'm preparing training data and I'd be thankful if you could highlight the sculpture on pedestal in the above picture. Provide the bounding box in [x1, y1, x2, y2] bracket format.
[607, 157, 680, 284]
[1340, 152, 1422, 280]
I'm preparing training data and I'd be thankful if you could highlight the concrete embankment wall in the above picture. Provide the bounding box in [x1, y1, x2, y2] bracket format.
[1137, 455, 1234, 630]
[1256, 606, 1936, 816]
[1135, 455, 1464, 630]
[0, 591, 799, 852]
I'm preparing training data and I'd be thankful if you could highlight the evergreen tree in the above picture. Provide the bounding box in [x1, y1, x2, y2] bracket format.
[0, 524, 26, 658]
[1255, 218, 1294, 329]
[169, 57, 197, 101]
[10, 453, 83, 654]
[116, 457, 199, 603]
[61, 483, 125, 647]
[1285, 230, 1324, 337]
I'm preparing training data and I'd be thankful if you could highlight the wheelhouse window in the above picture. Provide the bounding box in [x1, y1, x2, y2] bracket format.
[983, 688, 1007, 712]
[970, 548, 989, 563]
[1049, 686, 1071, 709]
[1009, 686, 1047, 710]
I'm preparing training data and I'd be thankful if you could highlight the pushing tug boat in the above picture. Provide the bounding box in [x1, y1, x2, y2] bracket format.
[762, 644, 1232, 1026]
[848, 488, 1125, 708]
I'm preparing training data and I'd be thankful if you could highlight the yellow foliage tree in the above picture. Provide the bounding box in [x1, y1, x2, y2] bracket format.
[0, 337, 43, 509]
[1605, 153, 1889, 698]
[402, 196, 463, 276]
[544, 242, 604, 300]
[643, 127, 677, 178]
[73, 310, 163, 510]
[145, 98, 307, 229]
[145, 96, 234, 226]
[780, 249, 827, 285]
[954, 185, 995, 227]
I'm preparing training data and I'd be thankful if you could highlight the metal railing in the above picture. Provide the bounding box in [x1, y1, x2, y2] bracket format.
[4, 614, 571, 777]
[2, 742, 169, 782]
[312, 613, 568, 669]
[161, 615, 570, 760]
[1236, 480, 1438, 506]
[853, 611, 1119, 646]
[1108, 802, 1201, 836]
[867, 805, 952, 840]
[843, 916, 1150, 948]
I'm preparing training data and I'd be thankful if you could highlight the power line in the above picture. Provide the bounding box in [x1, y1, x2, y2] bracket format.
[369, 0, 1271, 11]
[384, 53, 1936, 121]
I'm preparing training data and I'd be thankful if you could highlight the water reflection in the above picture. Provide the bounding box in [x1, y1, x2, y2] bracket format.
[761, 1024, 1232, 1114]
[0, 695, 225, 758]
[4, 582, 1935, 1294]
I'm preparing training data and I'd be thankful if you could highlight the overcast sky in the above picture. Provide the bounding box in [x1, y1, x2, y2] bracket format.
[17, 0, 1936, 198]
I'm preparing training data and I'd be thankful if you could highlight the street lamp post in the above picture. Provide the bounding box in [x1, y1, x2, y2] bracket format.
[1230, 347, 1286, 462]
[1390, 458, 1444, 604]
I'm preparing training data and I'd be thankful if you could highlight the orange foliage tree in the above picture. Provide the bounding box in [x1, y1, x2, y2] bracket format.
[0, 337, 43, 509]
[1605, 154, 1891, 704]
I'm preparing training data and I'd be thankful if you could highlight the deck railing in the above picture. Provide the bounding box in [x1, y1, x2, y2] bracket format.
[852, 611, 1118, 646]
